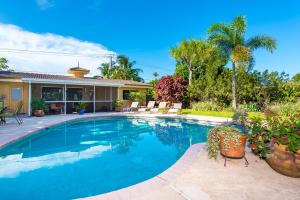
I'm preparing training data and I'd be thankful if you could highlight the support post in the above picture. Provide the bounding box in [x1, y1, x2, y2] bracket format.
[64, 84, 67, 115]
[93, 85, 96, 113]
[110, 87, 112, 111]
[28, 81, 32, 116]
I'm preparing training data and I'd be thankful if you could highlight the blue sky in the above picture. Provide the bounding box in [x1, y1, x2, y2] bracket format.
[0, 0, 299, 81]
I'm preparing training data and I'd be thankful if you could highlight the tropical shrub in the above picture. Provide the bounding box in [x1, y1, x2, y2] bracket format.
[155, 75, 188, 105]
[112, 100, 124, 108]
[266, 111, 300, 153]
[248, 117, 272, 158]
[248, 102, 300, 158]
[129, 91, 146, 104]
[266, 102, 300, 116]
[207, 126, 243, 159]
[75, 102, 87, 110]
[31, 98, 49, 112]
[191, 101, 229, 112]
[240, 102, 261, 112]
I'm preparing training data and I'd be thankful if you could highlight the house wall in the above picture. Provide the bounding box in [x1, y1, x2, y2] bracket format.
[0, 80, 28, 113]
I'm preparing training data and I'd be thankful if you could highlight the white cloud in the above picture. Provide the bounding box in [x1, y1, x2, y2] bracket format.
[0, 23, 116, 76]
[36, 0, 55, 10]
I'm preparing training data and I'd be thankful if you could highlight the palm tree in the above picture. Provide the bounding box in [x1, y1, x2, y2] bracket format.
[0, 57, 9, 71]
[171, 39, 214, 85]
[98, 55, 143, 82]
[208, 16, 276, 109]
[153, 72, 159, 80]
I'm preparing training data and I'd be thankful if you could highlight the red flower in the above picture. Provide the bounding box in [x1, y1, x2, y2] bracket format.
[290, 124, 295, 129]
[271, 138, 276, 144]
[284, 138, 289, 144]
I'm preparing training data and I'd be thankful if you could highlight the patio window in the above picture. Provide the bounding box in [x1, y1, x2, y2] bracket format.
[42, 87, 63, 101]
[123, 90, 137, 100]
[67, 88, 83, 101]
[11, 87, 22, 101]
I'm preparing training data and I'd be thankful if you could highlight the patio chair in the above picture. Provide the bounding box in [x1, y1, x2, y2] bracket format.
[168, 103, 182, 114]
[138, 101, 155, 112]
[0, 101, 23, 125]
[150, 102, 167, 113]
[123, 101, 139, 112]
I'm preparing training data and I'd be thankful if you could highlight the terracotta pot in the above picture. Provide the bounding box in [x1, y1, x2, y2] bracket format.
[266, 144, 300, 178]
[220, 134, 247, 158]
[33, 110, 45, 117]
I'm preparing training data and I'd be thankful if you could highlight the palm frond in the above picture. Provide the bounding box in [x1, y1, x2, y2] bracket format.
[246, 35, 277, 53]
[232, 16, 247, 35]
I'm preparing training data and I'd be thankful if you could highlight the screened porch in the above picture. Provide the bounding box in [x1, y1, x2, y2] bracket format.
[30, 83, 118, 115]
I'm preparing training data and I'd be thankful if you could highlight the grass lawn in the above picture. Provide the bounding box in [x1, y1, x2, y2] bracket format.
[181, 109, 264, 119]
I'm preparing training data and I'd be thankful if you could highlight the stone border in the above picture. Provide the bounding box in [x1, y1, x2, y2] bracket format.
[0, 113, 232, 199]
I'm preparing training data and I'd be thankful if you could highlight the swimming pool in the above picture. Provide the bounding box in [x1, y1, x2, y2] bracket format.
[0, 117, 212, 199]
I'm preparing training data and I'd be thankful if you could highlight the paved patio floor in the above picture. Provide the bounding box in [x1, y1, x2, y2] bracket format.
[0, 113, 299, 200]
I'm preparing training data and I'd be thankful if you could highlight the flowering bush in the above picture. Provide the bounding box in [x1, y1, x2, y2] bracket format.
[248, 104, 300, 158]
[266, 111, 300, 153]
[248, 117, 272, 158]
[155, 75, 188, 104]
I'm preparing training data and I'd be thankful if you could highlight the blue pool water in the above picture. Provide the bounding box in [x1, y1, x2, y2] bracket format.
[0, 117, 212, 199]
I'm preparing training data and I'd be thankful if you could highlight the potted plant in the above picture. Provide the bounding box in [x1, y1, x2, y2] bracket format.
[31, 98, 49, 117]
[75, 102, 87, 115]
[112, 100, 124, 112]
[248, 105, 300, 178]
[207, 126, 247, 160]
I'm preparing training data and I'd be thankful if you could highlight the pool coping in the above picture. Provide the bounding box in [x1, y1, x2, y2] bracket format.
[0, 112, 233, 199]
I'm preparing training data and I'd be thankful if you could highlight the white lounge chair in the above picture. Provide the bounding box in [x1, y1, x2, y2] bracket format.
[138, 101, 155, 112]
[150, 102, 167, 112]
[123, 101, 139, 112]
[168, 103, 182, 114]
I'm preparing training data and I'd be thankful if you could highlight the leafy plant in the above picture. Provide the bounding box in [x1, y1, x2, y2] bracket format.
[248, 103, 300, 158]
[266, 102, 300, 116]
[155, 75, 188, 105]
[240, 102, 261, 112]
[233, 108, 248, 134]
[191, 101, 229, 112]
[266, 111, 300, 153]
[248, 117, 272, 158]
[112, 99, 124, 108]
[207, 126, 243, 159]
[129, 91, 146, 104]
[31, 98, 49, 112]
[75, 102, 87, 110]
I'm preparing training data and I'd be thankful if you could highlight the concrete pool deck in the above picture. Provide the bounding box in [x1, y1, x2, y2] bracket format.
[0, 113, 299, 200]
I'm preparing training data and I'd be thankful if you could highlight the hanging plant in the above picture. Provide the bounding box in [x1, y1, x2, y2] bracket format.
[207, 126, 245, 159]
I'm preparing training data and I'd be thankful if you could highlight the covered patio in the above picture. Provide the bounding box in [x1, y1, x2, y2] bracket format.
[27, 80, 119, 115]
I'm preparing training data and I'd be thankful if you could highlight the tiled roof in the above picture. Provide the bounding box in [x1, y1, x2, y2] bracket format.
[0, 71, 151, 87]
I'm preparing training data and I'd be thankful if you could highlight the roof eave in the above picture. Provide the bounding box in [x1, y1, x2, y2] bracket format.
[21, 78, 124, 87]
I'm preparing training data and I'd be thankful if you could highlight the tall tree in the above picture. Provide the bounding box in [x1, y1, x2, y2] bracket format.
[0, 57, 9, 71]
[292, 73, 300, 83]
[171, 40, 214, 85]
[208, 16, 276, 109]
[98, 55, 144, 82]
[153, 72, 159, 81]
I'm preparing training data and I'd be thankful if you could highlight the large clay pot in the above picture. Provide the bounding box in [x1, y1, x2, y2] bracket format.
[33, 109, 45, 117]
[266, 144, 300, 178]
[220, 134, 247, 158]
